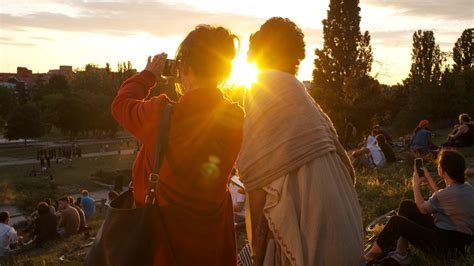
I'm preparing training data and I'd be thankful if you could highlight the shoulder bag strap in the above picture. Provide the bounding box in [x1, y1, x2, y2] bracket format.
[146, 103, 173, 205]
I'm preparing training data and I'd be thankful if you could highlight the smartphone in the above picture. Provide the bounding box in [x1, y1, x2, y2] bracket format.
[415, 158, 424, 177]
[162, 59, 178, 77]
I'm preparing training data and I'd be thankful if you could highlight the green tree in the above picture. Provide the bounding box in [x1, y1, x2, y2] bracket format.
[0, 86, 17, 124]
[453, 28, 473, 71]
[312, 0, 374, 132]
[47, 74, 69, 91]
[406, 30, 443, 88]
[4, 103, 44, 145]
[391, 30, 445, 130]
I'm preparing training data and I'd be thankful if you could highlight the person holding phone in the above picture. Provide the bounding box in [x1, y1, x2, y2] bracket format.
[112, 25, 244, 265]
[364, 150, 474, 264]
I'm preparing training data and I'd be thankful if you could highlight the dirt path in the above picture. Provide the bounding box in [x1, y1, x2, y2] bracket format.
[0, 149, 135, 167]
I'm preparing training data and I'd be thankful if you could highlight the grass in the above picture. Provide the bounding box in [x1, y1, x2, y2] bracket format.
[0, 154, 134, 213]
[357, 139, 474, 265]
[2, 128, 474, 264]
[0, 140, 135, 161]
[0, 212, 106, 265]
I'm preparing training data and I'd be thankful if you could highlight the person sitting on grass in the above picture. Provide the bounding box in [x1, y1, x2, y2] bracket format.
[410, 119, 438, 155]
[57, 197, 80, 237]
[0, 211, 22, 256]
[106, 190, 119, 206]
[376, 134, 397, 163]
[373, 124, 393, 146]
[364, 150, 474, 265]
[443, 113, 474, 148]
[68, 196, 88, 233]
[80, 190, 96, 219]
[32, 202, 58, 247]
[352, 132, 386, 170]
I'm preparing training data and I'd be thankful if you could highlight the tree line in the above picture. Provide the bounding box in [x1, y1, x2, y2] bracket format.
[311, 0, 473, 137]
[0, 62, 137, 143]
[1, 0, 472, 143]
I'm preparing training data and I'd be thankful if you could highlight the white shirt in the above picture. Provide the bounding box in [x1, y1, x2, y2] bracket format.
[0, 223, 17, 256]
[367, 144, 386, 167]
[229, 181, 245, 217]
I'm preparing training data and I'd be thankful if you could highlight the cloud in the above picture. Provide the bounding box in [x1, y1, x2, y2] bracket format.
[0, 41, 36, 47]
[370, 29, 461, 49]
[363, 0, 473, 20]
[0, 2, 265, 37]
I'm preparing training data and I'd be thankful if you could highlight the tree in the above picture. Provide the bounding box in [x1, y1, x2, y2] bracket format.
[47, 74, 69, 91]
[406, 30, 443, 88]
[4, 103, 44, 145]
[312, 0, 374, 132]
[453, 28, 473, 71]
[0, 86, 17, 124]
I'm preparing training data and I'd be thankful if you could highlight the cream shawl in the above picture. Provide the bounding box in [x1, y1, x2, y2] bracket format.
[237, 70, 354, 191]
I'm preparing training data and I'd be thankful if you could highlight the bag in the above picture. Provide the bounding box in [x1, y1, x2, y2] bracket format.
[85, 104, 175, 266]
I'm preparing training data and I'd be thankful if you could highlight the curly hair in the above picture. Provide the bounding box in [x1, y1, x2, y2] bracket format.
[175, 25, 239, 86]
[248, 17, 305, 74]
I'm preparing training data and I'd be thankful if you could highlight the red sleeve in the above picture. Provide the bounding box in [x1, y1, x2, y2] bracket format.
[111, 70, 169, 143]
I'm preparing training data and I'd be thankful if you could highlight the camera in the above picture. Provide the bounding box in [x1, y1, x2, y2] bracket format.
[162, 59, 178, 77]
[414, 158, 424, 177]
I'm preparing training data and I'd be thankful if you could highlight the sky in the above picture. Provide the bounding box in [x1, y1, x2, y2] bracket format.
[0, 0, 472, 85]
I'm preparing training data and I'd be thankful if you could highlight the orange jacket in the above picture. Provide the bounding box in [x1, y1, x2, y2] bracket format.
[112, 71, 244, 265]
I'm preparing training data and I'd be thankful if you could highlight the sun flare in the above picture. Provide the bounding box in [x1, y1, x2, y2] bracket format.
[228, 56, 259, 89]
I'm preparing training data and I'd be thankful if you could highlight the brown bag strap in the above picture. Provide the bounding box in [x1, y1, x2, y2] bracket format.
[146, 103, 173, 205]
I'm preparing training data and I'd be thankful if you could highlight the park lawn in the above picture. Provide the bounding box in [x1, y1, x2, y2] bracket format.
[0, 154, 135, 212]
[2, 127, 474, 264]
[0, 140, 132, 161]
[357, 144, 474, 265]
[0, 212, 106, 266]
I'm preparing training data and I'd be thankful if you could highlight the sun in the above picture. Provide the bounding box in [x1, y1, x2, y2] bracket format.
[228, 56, 259, 89]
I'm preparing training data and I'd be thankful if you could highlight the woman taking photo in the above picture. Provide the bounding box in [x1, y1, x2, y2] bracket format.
[364, 150, 474, 264]
[237, 17, 363, 265]
[112, 25, 244, 265]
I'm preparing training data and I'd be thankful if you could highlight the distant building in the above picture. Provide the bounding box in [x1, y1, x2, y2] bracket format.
[0, 65, 73, 89]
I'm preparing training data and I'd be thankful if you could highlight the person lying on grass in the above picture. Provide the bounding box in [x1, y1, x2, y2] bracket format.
[364, 149, 474, 265]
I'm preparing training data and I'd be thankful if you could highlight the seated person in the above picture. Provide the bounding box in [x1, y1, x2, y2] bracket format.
[0, 211, 21, 256]
[80, 190, 96, 219]
[107, 190, 119, 206]
[376, 134, 397, 163]
[443, 113, 473, 148]
[43, 198, 56, 214]
[57, 197, 80, 237]
[373, 125, 393, 146]
[68, 196, 88, 233]
[33, 202, 59, 247]
[229, 175, 246, 224]
[364, 150, 474, 264]
[352, 133, 386, 170]
[410, 120, 437, 155]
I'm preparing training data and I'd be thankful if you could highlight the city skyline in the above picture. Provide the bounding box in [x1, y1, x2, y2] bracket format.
[1, 0, 472, 85]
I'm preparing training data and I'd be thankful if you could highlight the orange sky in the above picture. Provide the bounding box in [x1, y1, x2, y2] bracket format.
[0, 0, 472, 85]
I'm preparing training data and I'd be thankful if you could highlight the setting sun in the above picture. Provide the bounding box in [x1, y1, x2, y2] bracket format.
[228, 55, 259, 88]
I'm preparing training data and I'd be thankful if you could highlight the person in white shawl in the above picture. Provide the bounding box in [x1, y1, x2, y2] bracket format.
[237, 17, 364, 265]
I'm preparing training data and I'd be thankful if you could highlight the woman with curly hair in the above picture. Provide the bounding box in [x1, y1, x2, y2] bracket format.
[112, 25, 244, 265]
[237, 17, 364, 265]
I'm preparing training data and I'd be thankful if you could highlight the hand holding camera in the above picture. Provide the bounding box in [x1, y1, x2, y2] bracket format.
[144, 53, 178, 80]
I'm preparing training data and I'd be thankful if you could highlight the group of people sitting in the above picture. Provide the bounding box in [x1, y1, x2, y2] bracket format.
[352, 125, 397, 170]
[410, 113, 474, 156]
[0, 190, 96, 256]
